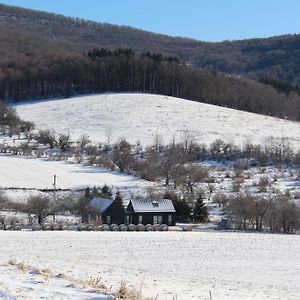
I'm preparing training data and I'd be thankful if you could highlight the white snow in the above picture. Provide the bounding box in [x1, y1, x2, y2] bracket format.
[0, 154, 152, 193]
[15, 93, 300, 149]
[0, 266, 111, 300]
[0, 231, 299, 300]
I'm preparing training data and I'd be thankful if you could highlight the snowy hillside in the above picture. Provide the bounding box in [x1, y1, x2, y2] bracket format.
[0, 231, 299, 300]
[15, 93, 300, 150]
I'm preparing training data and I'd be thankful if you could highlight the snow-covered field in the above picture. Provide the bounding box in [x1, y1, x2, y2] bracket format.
[0, 231, 299, 300]
[15, 93, 300, 149]
[0, 154, 153, 199]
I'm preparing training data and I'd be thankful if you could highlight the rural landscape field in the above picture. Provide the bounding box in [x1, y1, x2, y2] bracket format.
[0, 1, 300, 299]
[0, 231, 299, 299]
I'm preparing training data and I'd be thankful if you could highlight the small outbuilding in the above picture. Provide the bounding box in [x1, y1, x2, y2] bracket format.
[126, 199, 176, 226]
[89, 197, 125, 225]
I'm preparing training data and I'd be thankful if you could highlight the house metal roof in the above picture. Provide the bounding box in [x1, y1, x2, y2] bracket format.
[129, 199, 176, 213]
[89, 197, 113, 212]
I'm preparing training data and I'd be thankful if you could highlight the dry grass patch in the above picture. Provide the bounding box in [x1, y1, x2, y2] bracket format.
[0, 281, 6, 289]
[17, 261, 30, 273]
[8, 260, 152, 299]
[115, 281, 157, 300]
[32, 268, 53, 280]
[55, 273, 112, 295]
[8, 259, 17, 266]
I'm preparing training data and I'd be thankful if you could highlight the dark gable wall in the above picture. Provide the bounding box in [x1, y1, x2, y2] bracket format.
[102, 202, 125, 225]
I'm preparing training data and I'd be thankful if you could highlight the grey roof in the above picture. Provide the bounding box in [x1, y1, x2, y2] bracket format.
[89, 197, 113, 212]
[129, 199, 176, 213]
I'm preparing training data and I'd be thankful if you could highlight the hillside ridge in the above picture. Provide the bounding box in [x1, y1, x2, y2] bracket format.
[1, 3, 300, 85]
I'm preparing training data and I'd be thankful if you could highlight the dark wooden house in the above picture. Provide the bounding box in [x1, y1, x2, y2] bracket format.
[89, 197, 125, 225]
[126, 199, 176, 226]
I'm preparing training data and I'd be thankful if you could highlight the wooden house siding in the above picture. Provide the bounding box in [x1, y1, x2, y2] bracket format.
[126, 200, 176, 226]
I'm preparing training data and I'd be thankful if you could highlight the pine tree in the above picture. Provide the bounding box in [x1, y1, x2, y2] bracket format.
[114, 191, 124, 212]
[193, 195, 208, 223]
[164, 192, 191, 222]
[101, 184, 112, 198]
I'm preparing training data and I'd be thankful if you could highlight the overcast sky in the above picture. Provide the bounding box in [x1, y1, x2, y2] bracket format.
[1, 0, 299, 41]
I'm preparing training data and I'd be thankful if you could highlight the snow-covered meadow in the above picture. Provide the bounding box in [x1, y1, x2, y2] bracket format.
[0, 154, 152, 190]
[15, 93, 300, 150]
[0, 153, 153, 201]
[0, 231, 299, 300]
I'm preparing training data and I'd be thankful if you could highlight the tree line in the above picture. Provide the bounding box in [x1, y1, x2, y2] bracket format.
[1, 3, 300, 86]
[0, 185, 121, 225]
[1, 48, 300, 120]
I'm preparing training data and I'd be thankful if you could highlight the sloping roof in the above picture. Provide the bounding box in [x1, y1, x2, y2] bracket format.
[89, 197, 113, 213]
[129, 199, 176, 213]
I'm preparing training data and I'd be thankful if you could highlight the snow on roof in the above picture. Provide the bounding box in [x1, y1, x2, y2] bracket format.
[129, 199, 176, 213]
[89, 197, 113, 212]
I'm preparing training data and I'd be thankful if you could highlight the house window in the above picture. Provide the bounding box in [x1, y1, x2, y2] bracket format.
[106, 215, 111, 224]
[138, 215, 143, 223]
[153, 215, 163, 224]
[125, 215, 130, 224]
[168, 215, 172, 225]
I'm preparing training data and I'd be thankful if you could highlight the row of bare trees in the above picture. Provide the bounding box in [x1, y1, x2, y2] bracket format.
[0, 185, 118, 225]
[215, 192, 300, 233]
[3, 127, 300, 189]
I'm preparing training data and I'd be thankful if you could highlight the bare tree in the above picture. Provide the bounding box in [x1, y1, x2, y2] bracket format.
[58, 133, 72, 152]
[212, 192, 229, 208]
[182, 129, 194, 151]
[153, 133, 163, 151]
[112, 139, 134, 172]
[272, 195, 299, 233]
[35, 129, 57, 148]
[27, 196, 51, 224]
[20, 120, 35, 139]
[181, 165, 209, 193]
[253, 196, 272, 231]
[77, 134, 91, 154]
[0, 191, 8, 211]
[73, 192, 95, 224]
[227, 194, 255, 230]
[258, 176, 270, 193]
[159, 144, 187, 186]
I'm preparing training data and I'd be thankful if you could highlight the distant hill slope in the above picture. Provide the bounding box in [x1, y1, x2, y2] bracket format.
[1, 4, 300, 85]
[15, 93, 300, 150]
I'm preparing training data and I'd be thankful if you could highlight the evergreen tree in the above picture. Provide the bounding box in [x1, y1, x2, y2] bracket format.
[164, 192, 191, 222]
[193, 195, 208, 223]
[101, 184, 112, 198]
[92, 186, 99, 196]
[84, 187, 91, 197]
[114, 191, 124, 212]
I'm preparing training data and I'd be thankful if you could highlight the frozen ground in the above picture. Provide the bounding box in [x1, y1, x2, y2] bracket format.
[15, 93, 300, 149]
[0, 231, 299, 300]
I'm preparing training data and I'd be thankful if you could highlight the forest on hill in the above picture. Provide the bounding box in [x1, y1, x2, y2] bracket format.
[1, 3, 300, 86]
[1, 47, 300, 121]
[1, 4, 300, 120]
